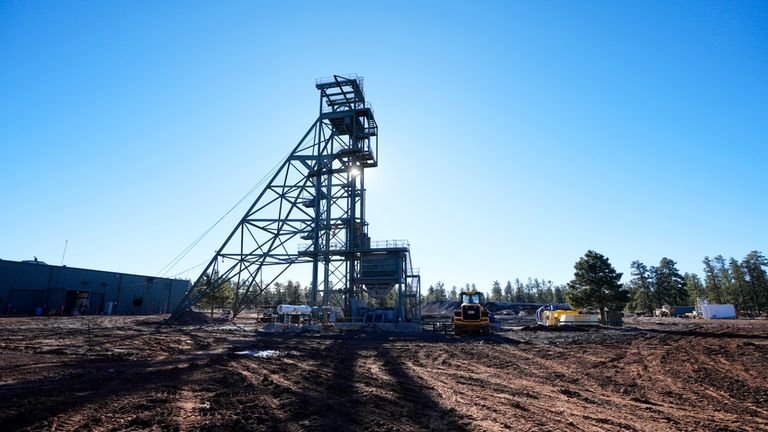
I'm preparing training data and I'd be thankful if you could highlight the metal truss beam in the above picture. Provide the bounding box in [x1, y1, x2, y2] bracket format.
[169, 75, 420, 323]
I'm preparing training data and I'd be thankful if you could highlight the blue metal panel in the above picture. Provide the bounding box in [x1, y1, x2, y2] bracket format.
[7, 289, 45, 315]
[0, 259, 189, 316]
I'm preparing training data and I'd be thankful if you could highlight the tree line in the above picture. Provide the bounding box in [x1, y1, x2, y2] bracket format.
[423, 279, 567, 304]
[424, 250, 768, 316]
[624, 251, 768, 315]
[195, 278, 310, 315]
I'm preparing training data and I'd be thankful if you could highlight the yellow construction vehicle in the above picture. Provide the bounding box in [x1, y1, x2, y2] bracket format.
[535, 304, 599, 326]
[453, 291, 490, 336]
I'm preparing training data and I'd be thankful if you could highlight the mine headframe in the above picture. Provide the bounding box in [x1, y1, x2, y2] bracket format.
[168, 75, 420, 323]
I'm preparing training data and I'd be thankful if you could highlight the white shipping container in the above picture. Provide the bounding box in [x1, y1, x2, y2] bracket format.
[701, 304, 736, 319]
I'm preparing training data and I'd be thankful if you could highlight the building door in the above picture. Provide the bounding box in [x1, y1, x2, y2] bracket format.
[65, 290, 90, 315]
[7, 289, 45, 315]
[88, 293, 104, 315]
[46, 289, 66, 315]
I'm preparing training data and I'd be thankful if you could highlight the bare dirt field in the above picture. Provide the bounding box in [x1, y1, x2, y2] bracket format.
[1, 315, 767, 431]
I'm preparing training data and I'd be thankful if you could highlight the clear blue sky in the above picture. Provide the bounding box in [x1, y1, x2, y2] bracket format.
[1, 1, 766, 291]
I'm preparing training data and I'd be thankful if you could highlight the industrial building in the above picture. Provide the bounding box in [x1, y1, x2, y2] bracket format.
[0, 259, 189, 316]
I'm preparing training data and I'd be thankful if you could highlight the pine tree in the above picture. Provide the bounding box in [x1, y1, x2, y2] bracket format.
[729, 258, 750, 312]
[301, 285, 312, 305]
[434, 281, 447, 301]
[655, 258, 687, 306]
[194, 272, 234, 318]
[528, 278, 542, 303]
[684, 273, 703, 305]
[542, 280, 555, 304]
[514, 278, 525, 302]
[631, 280, 655, 315]
[553, 285, 566, 303]
[425, 284, 435, 302]
[629, 261, 654, 314]
[503, 281, 513, 301]
[566, 250, 628, 323]
[449, 286, 458, 301]
[491, 280, 503, 301]
[703, 256, 725, 303]
[284, 280, 302, 305]
[742, 251, 768, 313]
[715, 255, 734, 299]
[259, 285, 275, 306]
[273, 282, 286, 305]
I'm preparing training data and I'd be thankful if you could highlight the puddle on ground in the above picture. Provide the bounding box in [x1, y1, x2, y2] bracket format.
[234, 350, 281, 358]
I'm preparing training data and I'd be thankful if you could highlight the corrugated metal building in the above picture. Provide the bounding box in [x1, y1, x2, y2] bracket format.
[0, 259, 190, 316]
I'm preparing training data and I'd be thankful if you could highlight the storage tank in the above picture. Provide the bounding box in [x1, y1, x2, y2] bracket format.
[276, 304, 312, 315]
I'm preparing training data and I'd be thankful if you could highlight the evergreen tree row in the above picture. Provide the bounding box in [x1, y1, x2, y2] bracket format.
[422, 279, 567, 304]
[625, 251, 768, 314]
[423, 250, 768, 315]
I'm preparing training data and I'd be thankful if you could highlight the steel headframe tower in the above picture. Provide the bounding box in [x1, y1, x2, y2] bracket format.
[169, 75, 421, 322]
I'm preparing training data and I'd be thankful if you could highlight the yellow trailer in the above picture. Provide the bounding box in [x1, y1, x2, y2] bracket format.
[536, 304, 599, 326]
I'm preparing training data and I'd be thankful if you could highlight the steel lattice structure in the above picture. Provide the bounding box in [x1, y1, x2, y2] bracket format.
[169, 75, 420, 322]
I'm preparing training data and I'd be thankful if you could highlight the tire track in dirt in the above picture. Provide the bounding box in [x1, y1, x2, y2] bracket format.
[2, 316, 768, 431]
[641, 334, 768, 427]
[401, 343, 612, 431]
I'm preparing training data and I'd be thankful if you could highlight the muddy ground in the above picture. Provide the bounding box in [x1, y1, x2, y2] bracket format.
[1, 315, 767, 432]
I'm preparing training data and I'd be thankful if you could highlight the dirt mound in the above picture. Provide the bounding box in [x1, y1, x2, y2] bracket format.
[484, 302, 543, 314]
[172, 309, 212, 325]
[420, 300, 458, 316]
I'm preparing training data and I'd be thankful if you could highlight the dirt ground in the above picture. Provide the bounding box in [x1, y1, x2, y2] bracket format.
[1, 315, 767, 432]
